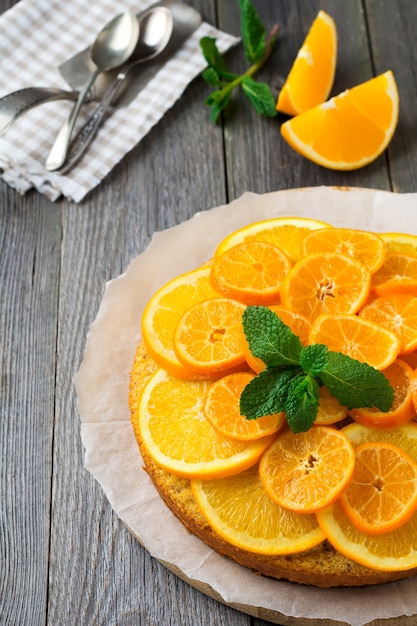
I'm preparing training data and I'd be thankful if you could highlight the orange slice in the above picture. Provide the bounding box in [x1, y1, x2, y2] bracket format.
[279, 252, 371, 321]
[409, 368, 417, 414]
[191, 466, 325, 555]
[141, 266, 219, 379]
[210, 241, 292, 305]
[302, 227, 386, 273]
[316, 422, 417, 571]
[214, 216, 330, 263]
[259, 426, 355, 513]
[173, 298, 246, 376]
[241, 305, 311, 372]
[309, 313, 401, 370]
[317, 498, 417, 572]
[314, 385, 348, 426]
[340, 442, 417, 535]
[370, 253, 417, 296]
[276, 10, 337, 116]
[350, 359, 416, 428]
[342, 421, 417, 456]
[203, 371, 285, 440]
[359, 295, 417, 354]
[380, 232, 417, 257]
[280, 71, 399, 170]
[135, 368, 274, 479]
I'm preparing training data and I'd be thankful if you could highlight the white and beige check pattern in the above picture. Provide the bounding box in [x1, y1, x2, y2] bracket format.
[0, 0, 238, 202]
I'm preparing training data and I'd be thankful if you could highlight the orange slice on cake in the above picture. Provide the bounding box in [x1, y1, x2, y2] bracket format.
[309, 313, 401, 370]
[191, 466, 325, 555]
[210, 241, 292, 305]
[135, 368, 274, 480]
[214, 216, 330, 263]
[339, 441, 417, 535]
[141, 266, 219, 379]
[279, 252, 371, 321]
[203, 371, 285, 440]
[173, 298, 247, 376]
[259, 426, 355, 514]
[317, 423, 417, 572]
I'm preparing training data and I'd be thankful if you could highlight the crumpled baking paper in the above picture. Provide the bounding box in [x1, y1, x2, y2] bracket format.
[74, 186, 417, 626]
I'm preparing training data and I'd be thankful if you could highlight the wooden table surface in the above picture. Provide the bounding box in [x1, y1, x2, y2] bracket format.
[2, 1, 417, 625]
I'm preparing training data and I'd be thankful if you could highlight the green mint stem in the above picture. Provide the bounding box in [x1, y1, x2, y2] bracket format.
[218, 25, 279, 98]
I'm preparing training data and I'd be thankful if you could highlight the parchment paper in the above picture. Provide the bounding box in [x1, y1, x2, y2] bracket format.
[74, 187, 417, 626]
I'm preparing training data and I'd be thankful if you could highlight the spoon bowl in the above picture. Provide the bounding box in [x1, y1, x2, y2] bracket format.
[45, 10, 140, 171]
[133, 6, 174, 62]
[92, 11, 140, 69]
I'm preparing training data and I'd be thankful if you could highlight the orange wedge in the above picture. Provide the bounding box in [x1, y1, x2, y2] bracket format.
[173, 298, 246, 376]
[141, 266, 219, 379]
[316, 422, 417, 571]
[259, 426, 355, 514]
[359, 295, 417, 354]
[214, 216, 330, 263]
[350, 359, 416, 428]
[210, 241, 292, 305]
[370, 253, 417, 296]
[203, 371, 285, 440]
[309, 313, 401, 370]
[135, 368, 274, 479]
[302, 227, 386, 273]
[281, 70, 399, 170]
[279, 252, 371, 321]
[191, 466, 325, 555]
[340, 442, 417, 535]
[276, 10, 337, 116]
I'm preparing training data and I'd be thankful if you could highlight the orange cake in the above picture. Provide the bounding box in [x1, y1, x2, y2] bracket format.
[129, 218, 417, 587]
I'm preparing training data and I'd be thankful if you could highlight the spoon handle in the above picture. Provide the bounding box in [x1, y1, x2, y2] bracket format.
[57, 72, 126, 175]
[0, 88, 78, 138]
[45, 69, 99, 171]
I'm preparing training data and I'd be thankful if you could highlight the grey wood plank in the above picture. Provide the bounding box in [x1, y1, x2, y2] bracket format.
[217, 0, 391, 201]
[0, 188, 61, 626]
[365, 0, 417, 192]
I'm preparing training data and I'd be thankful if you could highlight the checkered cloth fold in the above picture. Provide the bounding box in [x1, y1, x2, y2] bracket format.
[0, 0, 238, 202]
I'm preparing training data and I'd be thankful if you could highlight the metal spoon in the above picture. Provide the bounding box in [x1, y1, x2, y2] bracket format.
[45, 10, 140, 172]
[57, 6, 174, 174]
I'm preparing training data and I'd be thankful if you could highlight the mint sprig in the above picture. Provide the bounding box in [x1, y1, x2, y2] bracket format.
[240, 306, 395, 433]
[199, 0, 278, 123]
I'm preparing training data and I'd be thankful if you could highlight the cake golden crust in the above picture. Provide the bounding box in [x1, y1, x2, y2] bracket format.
[129, 340, 417, 588]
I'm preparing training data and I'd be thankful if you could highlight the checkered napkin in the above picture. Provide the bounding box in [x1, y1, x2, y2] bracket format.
[0, 0, 238, 202]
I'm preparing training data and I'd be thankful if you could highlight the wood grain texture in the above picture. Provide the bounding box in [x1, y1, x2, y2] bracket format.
[1, 1, 417, 625]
